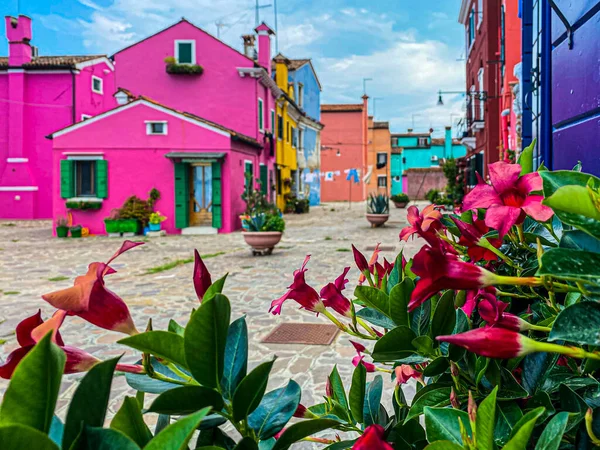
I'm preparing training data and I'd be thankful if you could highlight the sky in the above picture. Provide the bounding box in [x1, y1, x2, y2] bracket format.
[2, 0, 467, 136]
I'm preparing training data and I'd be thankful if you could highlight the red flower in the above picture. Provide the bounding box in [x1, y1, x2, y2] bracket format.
[320, 267, 352, 317]
[352, 245, 369, 273]
[269, 255, 324, 315]
[462, 161, 553, 237]
[350, 340, 376, 372]
[357, 243, 381, 285]
[400, 205, 443, 245]
[409, 245, 497, 311]
[353, 425, 393, 450]
[394, 364, 422, 385]
[42, 241, 143, 335]
[462, 286, 497, 318]
[452, 216, 503, 262]
[193, 249, 212, 301]
[436, 327, 537, 359]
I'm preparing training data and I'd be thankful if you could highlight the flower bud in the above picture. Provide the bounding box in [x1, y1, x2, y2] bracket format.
[450, 387, 460, 409]
[352, 245, 369, 273]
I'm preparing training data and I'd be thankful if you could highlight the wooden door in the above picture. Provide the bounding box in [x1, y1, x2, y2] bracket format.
[189, 163, 213, 226]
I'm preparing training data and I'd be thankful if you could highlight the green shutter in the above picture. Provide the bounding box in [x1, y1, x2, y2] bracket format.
[212, 161, 222, 229]
[178, 42, 192, 64]
[96, 160, 108, 198]
[258, 100, 263, 130]
[60, 160, 74, 199]
[260, 164, 268, 195]
[174, 162, 189, 229]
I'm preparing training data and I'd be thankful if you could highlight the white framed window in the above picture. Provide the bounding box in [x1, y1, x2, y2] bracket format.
[81, 114, 92, 121]
[376, 152, 387, 168]
[391, 137, 398, 146]
[145, 121, 168, 135]
[270, 109, 275, 131]
[477, 0, 483, 29]
[297, 83, 304, 108]
[377, 175, 387, 188]
[470, 85, 476, 120]
[91, 76, 103, 94]
[418, 137, 428, 147]
[258, 98, 264, 132]
[175, 40, 196, 65]
[478, 68, 485, 120]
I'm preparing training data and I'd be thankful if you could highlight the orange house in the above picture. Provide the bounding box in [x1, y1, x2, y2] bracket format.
[366, 117, 391, 196]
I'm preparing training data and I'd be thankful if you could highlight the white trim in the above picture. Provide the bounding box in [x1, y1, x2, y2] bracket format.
[7, 69, 25, 73]
[24, 70, 81, 74]
[91, 75, 103, 94]
[377, 174, 387, 188]
[270, 109, 275, 131]
[257, 30, 270, 36]
[146, 121, 168, 135]
[7, 158, 28, 163]
[175, 40, 196, 65]
[81, 114, 92, 121]
[75, 56, 114, 71]
[258, 98, 264, 132]
[66, 196, 103, 202]
[52, 99, 230, 138]
[63, 151, 104, 156]
[66, 155, 104, 161]
[0, 186, 38, 191]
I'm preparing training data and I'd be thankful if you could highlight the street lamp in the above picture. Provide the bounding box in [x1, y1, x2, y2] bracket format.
[436, 90, 467, 106]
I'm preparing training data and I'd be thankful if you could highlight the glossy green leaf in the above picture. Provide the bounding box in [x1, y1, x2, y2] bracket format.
[328, 366, 349, 412]
[221, 316, 248, 400]
[168, 319, 185, 336]
[540, 170, 598, 195]
[323, 440, 357, 449]
[519, 138, 535, 174]
[247, 380, 301, 440]
[145, 407, 210, 450]
[448, 309, 469, 362]
[119, 331, 187, 368]
[559, 384, 587, 413]
[232, 359, 275, 422]
[49, 416, 64, 446]
[0, 333, 65, 434]
[422, 357, 449, 377]
[389, 278, 413, 327]
[203, 274, 228, 302]
[125, 357, 186, 394]
[155, 415, 169, 434]
[560, 230, 600, 252]
[63, 357, 120, 450]
[431, 291, 456, 341]
[476, 386, 497, 450]
[393, 418, 426, 447]
[0, 424, 60, 450]
[147, 386, 224, 415]
[423, 442, 464, 450]
[110, 396, 152, 447]
[371, 326, 416, 361]
[234, 437, 260, 450]
[271, 419, 340, 450]
[535, 411, 569, 450]
[70, 426, 140, 450]
[522, 352, 560, 395]
[412, 336, 435, 357]
[195, 427, 236, 449]
[355, 307, 396, 329]
[543, 185, 600, 220]
[503, 408, 544, 450]
[349, 363, 366, 424]
[406, 386, 453, 422]
[258, 438, 276, 450]
[549, 302, 600, 346]
[424, 407, 470, 445]
[537, 248, 600, 282]
[184, 293, 231, 389]
[410, 299, 431, 336]
[494, 401, 523, 446]
[363, 375, 383, 427]
[386, 251, 405, 294]
[354, 286, 390, 318]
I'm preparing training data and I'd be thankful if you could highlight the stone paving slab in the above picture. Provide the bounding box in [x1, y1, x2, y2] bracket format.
[0, 202, 429, 447]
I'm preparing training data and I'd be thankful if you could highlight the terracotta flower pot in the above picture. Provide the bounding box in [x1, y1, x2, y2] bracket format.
[393, 201, 408, 209]
[366, 214, 390, 228]
[242, 231, 283, 254]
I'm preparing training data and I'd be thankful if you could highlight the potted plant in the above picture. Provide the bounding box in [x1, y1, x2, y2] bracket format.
[148, 211, 166, 231]
[164, 56, 204, 75]
[242, 213, 285, 256]
[104, 209, 121, 235]
[70, 224, 82, 238]
[391, 192, 409, 208]
[55, 216, 69, 238]
[366, 193, 390, 227]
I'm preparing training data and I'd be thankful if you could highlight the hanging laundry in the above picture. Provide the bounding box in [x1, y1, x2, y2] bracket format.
[334, 170, 341, 176]
[325, 172, 334, 181]
[304, 172, 317, 183]
[346, 168, 359, 183]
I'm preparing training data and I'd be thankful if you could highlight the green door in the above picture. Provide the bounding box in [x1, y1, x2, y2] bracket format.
[174, 162, 189, 229]
[211, 161, 222, 229]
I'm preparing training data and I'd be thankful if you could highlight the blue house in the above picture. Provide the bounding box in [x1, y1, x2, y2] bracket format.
[272, 56, 323, 206]
[390, 127, 466, 195]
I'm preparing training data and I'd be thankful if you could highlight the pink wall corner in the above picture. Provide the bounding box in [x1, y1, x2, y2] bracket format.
[76, 61, 117, 119]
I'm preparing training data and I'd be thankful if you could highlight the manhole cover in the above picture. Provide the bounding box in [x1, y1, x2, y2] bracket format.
[365, 245, 396, 252]
[262, 323, 339, 345]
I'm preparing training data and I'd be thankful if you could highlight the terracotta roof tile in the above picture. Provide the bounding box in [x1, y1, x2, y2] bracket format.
[287, 58, 311, 70]
[430, 138, 445, 146]
[0, 55, 105, 69]
[321, 104, 363, 113]
[373, 121, 389, 129]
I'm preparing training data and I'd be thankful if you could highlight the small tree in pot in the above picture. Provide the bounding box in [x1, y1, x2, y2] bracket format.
[366, 193, 390, 227]
[390, 192, 409, 208]
[55, 216, 69, 238]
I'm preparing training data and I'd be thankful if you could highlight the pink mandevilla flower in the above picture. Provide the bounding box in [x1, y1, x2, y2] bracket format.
[353, 424, 393, 450]
[320, 267, 352, 317]
[193, 249, 212, 301]
[350, 340, 376, 373]
[452, 216, 503, 262]
[400, 204, 443, 245]
[394, 364, 422, 385]
[462, 161, 553, 238]
[436, 327, 538, 359]
[269, 255, 323, 315]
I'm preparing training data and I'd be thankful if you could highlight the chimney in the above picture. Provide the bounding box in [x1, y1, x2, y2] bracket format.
[241, 34, 256, 59]
[407, 128, 413, 133]
[5, 15, 33, 66]
[254, 22, 275, 75]
[444, 126, 452, 158]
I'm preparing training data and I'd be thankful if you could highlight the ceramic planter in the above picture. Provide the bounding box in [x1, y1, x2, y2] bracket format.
[56, 226, 69, 238]
[149, 222, 161, 231]
[119, 219, 140, 234]
[104, 219, 121, 234]
[393, 201, 408, 209]
[366, 213, 390, 228]
[70, 227, 82, 238]
[242, 231, 283, 255]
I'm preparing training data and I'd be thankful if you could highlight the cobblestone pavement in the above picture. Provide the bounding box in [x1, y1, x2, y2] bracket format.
[0, 201, 427, 445]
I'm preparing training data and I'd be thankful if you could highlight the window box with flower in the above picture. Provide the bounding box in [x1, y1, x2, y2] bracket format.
[148, 211, 166, 231]
[164, 56, 204, 75]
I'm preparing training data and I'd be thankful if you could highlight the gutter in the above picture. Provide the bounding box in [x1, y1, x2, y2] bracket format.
[70, 68, 76, 124]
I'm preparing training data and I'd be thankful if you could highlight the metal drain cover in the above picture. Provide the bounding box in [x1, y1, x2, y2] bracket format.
[365, 245, 396, 252]
[262, 323, 339, 345]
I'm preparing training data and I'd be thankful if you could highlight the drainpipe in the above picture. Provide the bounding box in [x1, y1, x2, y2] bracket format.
[70, 68, 76, 124]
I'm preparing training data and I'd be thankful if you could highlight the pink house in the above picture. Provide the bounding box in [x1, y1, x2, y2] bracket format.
[0, 15, 115, 219]
[50, 20, 281, 235]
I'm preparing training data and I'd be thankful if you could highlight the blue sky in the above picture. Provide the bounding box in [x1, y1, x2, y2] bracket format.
[3, 0, 466, 135]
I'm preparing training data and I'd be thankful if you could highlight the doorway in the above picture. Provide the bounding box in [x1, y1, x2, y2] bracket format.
[189, 163, 213, 226]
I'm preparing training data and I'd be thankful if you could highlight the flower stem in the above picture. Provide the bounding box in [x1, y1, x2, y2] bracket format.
[480, 239, 518, 268]
[356, 317, 378, 338]
[528, 324, 552, 333]
[516, 224, 525, 243]
[531, 341, 600, 360]
[494, 275, 543, 287]
[322, 309, 348, 332]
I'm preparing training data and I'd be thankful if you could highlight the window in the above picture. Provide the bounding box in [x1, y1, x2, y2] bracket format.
[477, 0, 483, 28]
[500, 5, 506, 80]
[146, 121, 168, 135]
[391, 137, 398, 147]
[91, 76, 103, 94]
[277, 115, 283, 140]
[377, 175, 387, 188]
[297, 83, 304, 108]
[81, 114, 91, 121]
[287, 123, 290, 143]
[292, 127, 297, 148]
[270, 110, 275, 131]
[298, 128, 303, 150]
[258, 99, 264, 132]
[74, 160, 97, 197]
[376, 152, 387, 169]
[467, 8, 475, 49]
[477, 68, 485, 120]
[418, 137, 428, 147]
[175, 40, 195, 64]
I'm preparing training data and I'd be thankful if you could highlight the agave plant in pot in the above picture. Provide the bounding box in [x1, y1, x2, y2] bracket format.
[390, 192, 409, 208]
[242, 213, 285, 256]
[366, 193, 390, 227]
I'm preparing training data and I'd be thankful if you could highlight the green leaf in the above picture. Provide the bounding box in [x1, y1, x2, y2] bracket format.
[406, 386, 452, 422]
[221, 316, 248, 400]
[448, 309, 469, 362]
[185, 293, 231, 389]
[537, 248, 600, 282]
[145, 407, 210, 450]
[476, 386, 498, 450]
[371, 326, 416, 361]
[328, 366, 349, 413]
[119, 331, 187, 368]
[412, 335, 435, 357]
[247, 380, 301, 440]
[147, 386, 224, 415]
[49, 416, 64, 446]
[195, 427, 236, 449]
[494, 401, 523, 446]
[70, 426, 141, 450]
[540, 170, 598, 196]
[355, 307, 396, 329]
[386, 251, 404, 294]
[410, 299, 431, 336]
[430, 291, 456, 341]
[550, 302, 600, 346]
[203, 274, 228, 302]
[354, 286, 390, 318]
[522, 352, 560, 395]
[234, 437, 260, 450]
[349, 363, 366, 424]
[271, 419, 340, 450]
[422, 357, 449, 377]
[63, 357, 120, 450]
[110, 396, 152, 447]
[125, 357, 186, 394]
[424, 407, 471, 445]
[423, 442, 464, 450]
[389, 278, 413, 327]
[232, 359, 275, 422]
[559, 384, 587, 413]
[168, 319, 185, 336]
[0, 333, 65, 434]
[535, 411, 569, 450]
[543, 185, 600, 220]
[363, 375, 383, 427]
[560, 230, 600, 252]
[0, 424, 60, 450]
[518, 138, 535, 174]
[503, 408, 544, 450]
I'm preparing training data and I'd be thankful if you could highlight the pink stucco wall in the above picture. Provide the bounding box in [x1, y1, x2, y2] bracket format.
[52, 101, 270, 234]
[113, 20, 273, 141]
